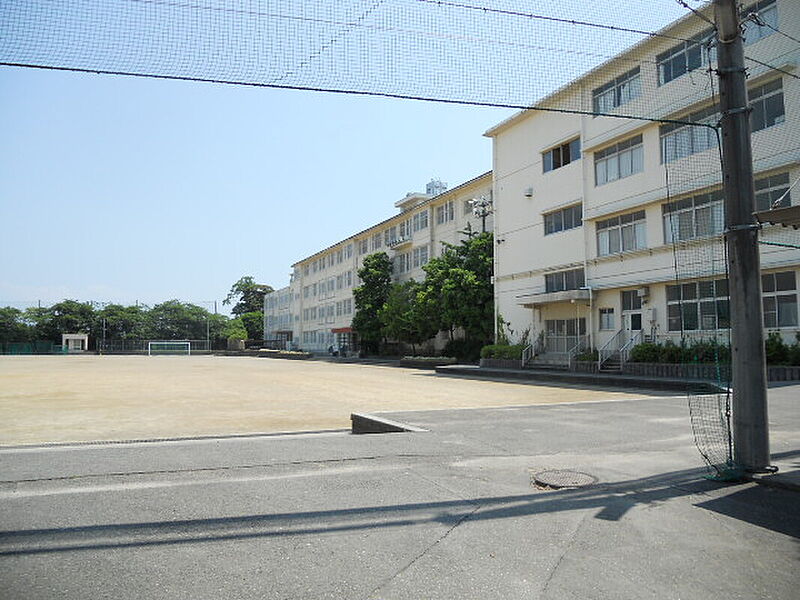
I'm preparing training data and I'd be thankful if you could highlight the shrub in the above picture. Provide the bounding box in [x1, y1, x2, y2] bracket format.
[480, 344, 524, 360]
[765, 331, 789, 365]
[443, 338, 486, 362]
[575, 348, 598, 362]
[629, 342, 661, 363]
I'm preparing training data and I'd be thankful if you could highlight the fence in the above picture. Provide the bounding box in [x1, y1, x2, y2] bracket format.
[97, 339, 212, 354]
[1, 341, 65, 355]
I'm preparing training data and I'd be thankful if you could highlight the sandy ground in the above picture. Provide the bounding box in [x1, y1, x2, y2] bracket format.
[0, 355, 655, 445]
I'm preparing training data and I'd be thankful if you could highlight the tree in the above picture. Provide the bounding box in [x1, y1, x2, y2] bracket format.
[26, 300, 96, 343]
[379, 281, 427, 355]
[352, 252, 393, 354]
[91, 304, 149, 341]
[416, 232, 494, 354]
[147, 300, 210, 340]
[0, 307, 32, 343]
[240, 311, 264, 340]
[223, 276, 274, 317]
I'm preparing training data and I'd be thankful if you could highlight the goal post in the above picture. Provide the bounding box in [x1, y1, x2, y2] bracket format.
[147, 341, 192, 356]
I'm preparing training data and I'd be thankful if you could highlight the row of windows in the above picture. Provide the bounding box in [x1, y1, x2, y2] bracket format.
[436, 201, 455, 225]
[595, 270, 796, 333]
[595, 135, 644, 186]
[545, 268, 585, 293]
[302, 271, 354, 299]
[543, 138, 581, 173]
[587, 1, 776, 112]
[394, 244, 431, 274]
[301, 298, 355, 323]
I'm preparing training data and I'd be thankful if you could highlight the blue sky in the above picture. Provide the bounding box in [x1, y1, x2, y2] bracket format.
[0, 67, 513, 311]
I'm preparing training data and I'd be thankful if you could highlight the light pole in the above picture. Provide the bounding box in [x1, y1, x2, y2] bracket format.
[470, 196, 494, 233]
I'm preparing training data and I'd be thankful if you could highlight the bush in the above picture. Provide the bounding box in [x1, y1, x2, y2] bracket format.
[575, 348, 598, 362]
[480, 344, 525, 360]
[765, 332, 789, 365]
[629, 342, 661, 363]
[443, 338, 487, 363]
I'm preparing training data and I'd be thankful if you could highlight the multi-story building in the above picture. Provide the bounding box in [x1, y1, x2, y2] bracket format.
[264, 173, 493, 353]
[487, 0, 799, 365]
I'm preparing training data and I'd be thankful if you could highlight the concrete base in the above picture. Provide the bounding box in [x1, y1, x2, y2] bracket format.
[350, 413, 427, 434]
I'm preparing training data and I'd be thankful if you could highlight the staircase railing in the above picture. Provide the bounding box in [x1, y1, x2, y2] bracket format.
[567, 335, 590, 371]
[597, 328, 627, 370]
[521, 344, 533, 369]
[619, 329, 644, 366]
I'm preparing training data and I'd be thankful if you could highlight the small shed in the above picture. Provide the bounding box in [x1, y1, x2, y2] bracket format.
[62, 333, 89, 352]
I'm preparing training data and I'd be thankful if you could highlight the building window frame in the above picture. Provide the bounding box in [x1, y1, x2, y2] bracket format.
[663, 190, 724, 243]
[762, 271, 798, 328]
[666, 278, 730, 332]
[599, 308, 615, 331]
[592, 67, 642, 114]
[596, 210, 646, 256]
[594, 135, 644, 186]
[750, 78, 785, 133]
[656, 28, 716, 86]
[544, 204, 583, 235]
[545, 268, 585, 293]
[543, 137, 581, 173]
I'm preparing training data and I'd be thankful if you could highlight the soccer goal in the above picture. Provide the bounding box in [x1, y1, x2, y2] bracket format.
[147, 341, 192, 356]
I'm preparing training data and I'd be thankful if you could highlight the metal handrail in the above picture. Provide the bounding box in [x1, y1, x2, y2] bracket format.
[619, 329, 644, 365]
[567, 335, 589, 371]
[597, 328, 627, 370]
[521, 344, 533, 369]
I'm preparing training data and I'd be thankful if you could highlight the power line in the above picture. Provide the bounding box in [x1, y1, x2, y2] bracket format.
[743, 55, 800, 81]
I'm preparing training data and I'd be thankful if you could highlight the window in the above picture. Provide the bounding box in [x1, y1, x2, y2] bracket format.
[663, 190, 724, 243]
[544, 205, 582, 235]
[394, 252, 411, 274]
[358, 239, 368, 255]
[543, 138, 581, 173]
[756, 172, 791, 212]
[743, 0, 777, 45]
[597, 210, 646, 256]
[750, 79, 784, 133]
[303, 265, 309, 277]
[312, 283, 318, 297]
[545, 268, 585, 293]
[599, 308, 615, 330]
[303, 286, 309, 299]
[660, 105, 719, 163]
[336, 250, 343, 264]
[346, 244, 353, 259]
[666, 279, 730, 331]
[763, 271, 798, 328]
[384, 226, 397, 246]
[345, 270, 353, 288]
[621, 290, 643, 312]
[412, 244, 429, 268]
[371, 232, 383, 251]
[327, 278, 335, 294]
[657, 29, 715, 86]
[435, 201, 454, 225]
[593, 67, 641, 113]
[595, 135, 643, 186]
[336, 274, 343, 290]
[343, 298, 353, 315]
[544, 318, 587, 352]
[412, 210, 429, 232]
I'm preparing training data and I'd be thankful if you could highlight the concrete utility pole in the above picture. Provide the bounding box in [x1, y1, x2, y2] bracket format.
[714, 0, 770, 472]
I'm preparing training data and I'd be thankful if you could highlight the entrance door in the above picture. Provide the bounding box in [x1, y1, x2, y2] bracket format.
[621, 290, 643, 334]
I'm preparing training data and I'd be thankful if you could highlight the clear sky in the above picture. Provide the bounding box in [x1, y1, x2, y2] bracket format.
[0, 66, 513, 311]
[0, 0, 695, 312]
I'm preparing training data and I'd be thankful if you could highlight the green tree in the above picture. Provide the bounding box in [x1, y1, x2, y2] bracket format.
[0, 307, 32, 343]
[91, 304, 149, 340]
[379, 281, 427, 355]
[147, 300, 211, 340]
[418, 232, 494, 345]
[26, 300, 96, 343]
[352, 252, 393, 354]
[240, 311, 264, 340]
[223, 276, 274, 317]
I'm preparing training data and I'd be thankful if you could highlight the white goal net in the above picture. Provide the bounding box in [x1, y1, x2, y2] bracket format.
[147, 341, 192, 356]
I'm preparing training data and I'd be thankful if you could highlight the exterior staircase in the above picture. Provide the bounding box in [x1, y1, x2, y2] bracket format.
[526, 352, 570, 370]
[599, 351, 622, 372]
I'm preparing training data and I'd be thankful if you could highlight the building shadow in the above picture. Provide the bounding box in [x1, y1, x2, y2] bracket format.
[2, 456, 798, 557]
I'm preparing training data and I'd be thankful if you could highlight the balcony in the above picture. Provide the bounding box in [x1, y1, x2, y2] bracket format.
[517, 288, 590, 308]
[388, 235, 412, 249]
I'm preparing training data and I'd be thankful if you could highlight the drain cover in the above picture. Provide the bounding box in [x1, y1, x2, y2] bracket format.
[531, 469, 597, 489]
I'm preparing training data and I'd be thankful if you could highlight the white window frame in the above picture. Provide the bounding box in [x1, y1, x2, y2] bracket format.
[663, 190, 724, 243]
[594, 135, 643, 186]
[596, 210, 646, 256]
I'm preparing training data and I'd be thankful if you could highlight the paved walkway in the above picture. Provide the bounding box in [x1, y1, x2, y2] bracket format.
[1, 386, 797, 600]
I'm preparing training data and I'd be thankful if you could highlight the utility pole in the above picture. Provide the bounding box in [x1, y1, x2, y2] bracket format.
[714, 0, 770, 472]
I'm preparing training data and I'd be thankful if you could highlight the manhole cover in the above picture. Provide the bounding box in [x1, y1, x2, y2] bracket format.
[531, 469, 597, 489]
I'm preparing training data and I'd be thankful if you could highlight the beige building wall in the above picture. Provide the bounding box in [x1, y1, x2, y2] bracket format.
[287, 172, 493, 353]
[489, 0, 800, 355]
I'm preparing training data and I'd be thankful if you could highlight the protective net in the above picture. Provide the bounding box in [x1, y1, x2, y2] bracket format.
[2, 1, 799, 474]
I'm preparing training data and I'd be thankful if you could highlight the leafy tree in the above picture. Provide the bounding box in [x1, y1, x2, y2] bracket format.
[352, 252, 393, 354]
[0, 307, 32, 343]
[379, 281, 427, 354]
[418, 232, 494, 345]
[26, 300, 96, 343]
[223, 276, 274, 317]
[91, 304, 149, 340]
[240, 311, 264, 340]
[147, 300, 211, 340]
[218, 316, 248, 341]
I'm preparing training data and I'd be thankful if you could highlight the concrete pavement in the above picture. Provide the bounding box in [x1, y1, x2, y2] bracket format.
[1, 384, 797, 599]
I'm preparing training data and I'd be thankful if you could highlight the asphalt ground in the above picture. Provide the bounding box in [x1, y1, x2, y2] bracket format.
[1, 382, 797, 600]
[0, 355, 653, 445]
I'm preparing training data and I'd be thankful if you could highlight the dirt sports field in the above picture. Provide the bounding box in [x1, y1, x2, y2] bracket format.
[0, 355, 654, 445]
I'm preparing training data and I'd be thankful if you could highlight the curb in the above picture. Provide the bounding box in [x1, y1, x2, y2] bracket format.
[350, 413, 428, 434]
